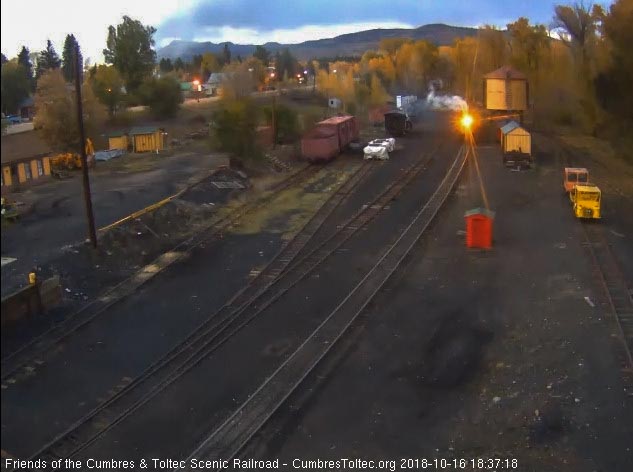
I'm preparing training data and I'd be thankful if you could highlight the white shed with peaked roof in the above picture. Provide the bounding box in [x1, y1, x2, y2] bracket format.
[500, 120, 531, 155]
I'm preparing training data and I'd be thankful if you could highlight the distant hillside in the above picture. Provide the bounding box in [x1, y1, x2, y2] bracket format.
[157, 23, 478, 61]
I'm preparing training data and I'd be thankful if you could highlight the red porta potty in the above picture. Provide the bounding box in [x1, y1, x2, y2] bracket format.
[464, 207, 495, 249]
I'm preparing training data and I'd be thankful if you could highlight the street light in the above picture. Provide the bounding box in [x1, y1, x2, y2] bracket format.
[192, 79, 201, 102]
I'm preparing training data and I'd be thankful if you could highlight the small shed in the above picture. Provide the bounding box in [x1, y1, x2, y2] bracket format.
[107, 131, 129, 151]
[328, 98, 342, 109]
[464, 207, 495, 249]
[18, 97, 35, 121]
[129, 127, 165, 153]
[500, 121, 531, 155]
[1, 130, 52, 190]
[483, 66, 528, 112]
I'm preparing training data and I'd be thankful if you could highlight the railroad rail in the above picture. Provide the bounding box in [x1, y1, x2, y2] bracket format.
[543, 133, 633, 374]
[1, 165, 321, 382]
[23, 147, 437, 470]
[581, 223, 633, 372]
[184, 144, 468, 469]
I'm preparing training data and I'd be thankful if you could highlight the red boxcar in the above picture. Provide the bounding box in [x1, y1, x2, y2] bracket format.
[301, 115, 359, 163]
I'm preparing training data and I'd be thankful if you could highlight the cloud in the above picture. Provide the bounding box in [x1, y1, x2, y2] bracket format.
[156, 0, 561, 42]
[188, 22, 414, 45]
[1, 0, 198, 63]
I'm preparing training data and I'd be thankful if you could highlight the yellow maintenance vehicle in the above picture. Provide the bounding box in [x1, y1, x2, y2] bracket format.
[50, 139, 95, 170]
[563, 167, 589, 193]
[569, 183, 601, 219]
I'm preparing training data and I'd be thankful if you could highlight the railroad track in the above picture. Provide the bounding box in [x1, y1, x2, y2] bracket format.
[542, 133, 633, 374]
[1, 164, 321, 382]
[581, 223, 633, 372]
[23, 148, 437, 470]
[184, 144, 468, 469]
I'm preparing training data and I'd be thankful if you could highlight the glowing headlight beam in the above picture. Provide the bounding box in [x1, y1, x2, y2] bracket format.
[461, 113, 474, 129]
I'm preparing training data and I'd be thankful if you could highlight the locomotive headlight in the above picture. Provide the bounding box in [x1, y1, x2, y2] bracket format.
[461, 113, 473, 129]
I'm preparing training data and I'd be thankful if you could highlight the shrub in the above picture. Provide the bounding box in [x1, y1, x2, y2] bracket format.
[263, 103, 299, 144]
[211, 98, 261, 160]
[139, 76, 183, 119]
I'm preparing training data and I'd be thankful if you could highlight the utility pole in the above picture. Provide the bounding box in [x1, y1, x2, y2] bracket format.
[74, 43, 97, 248]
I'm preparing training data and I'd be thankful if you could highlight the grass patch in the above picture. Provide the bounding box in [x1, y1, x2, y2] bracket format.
[229, 160, 361, 237]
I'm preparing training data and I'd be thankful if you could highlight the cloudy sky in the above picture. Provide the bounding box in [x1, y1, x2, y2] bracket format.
[1, 0, 611, 63]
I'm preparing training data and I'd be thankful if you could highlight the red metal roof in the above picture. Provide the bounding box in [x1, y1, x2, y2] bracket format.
[483, 65, 527, 80]
[317, 115, 355, 126]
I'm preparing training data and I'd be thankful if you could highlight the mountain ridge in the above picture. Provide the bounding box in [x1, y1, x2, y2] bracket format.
[157, 23, 478, 61]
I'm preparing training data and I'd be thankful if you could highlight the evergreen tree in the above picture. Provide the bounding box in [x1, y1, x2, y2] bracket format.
[174, 57, 185, 70]
[192, 54, 203, 70]
[276, 48, 298, 79]
[222, 43, 231, 65]
[253, 46, 270, 65]
[1, 53, 7, 65]
[1, 62, 31, 114]
[62, 34, 82, 82]
[36, 40, 61, 78]
[17, 46, 34, 89]
[159, 58, 174, 72]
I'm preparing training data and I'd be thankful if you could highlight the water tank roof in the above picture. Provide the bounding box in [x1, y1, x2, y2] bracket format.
[500, 120, 521, 134]
[483, 66, 527, 80]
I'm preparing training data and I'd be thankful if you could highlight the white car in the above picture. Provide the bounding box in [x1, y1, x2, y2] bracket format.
[363, 143, 389, 160]
[368, 138, 395, 152]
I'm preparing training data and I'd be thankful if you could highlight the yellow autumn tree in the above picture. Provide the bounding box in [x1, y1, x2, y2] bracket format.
[34, 69, 105, 152]
[478, 26, 508, 73]
[201, 52, 220, 79]
[379, 38, 412, 60]
[369, 74, 389, 106]
[450, 37, 479, 101]
[395, 40, 439, 93]
[365, 54, 396, 89]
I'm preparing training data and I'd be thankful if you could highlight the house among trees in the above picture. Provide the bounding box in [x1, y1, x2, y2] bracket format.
[206, 73, 228, 96]
[18, 97, 35, 121]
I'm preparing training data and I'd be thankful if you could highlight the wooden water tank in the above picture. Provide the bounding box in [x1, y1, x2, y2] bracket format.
[483, 66, 528, 112]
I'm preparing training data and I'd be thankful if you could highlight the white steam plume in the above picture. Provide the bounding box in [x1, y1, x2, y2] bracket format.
[425, 87, 468, 112]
